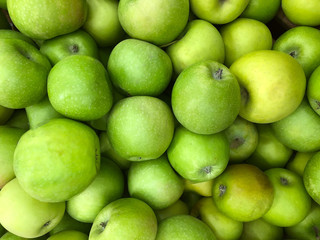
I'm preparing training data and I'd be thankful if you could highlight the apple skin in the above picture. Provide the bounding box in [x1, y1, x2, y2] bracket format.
[286, 152, 316, 177]
[40, 30, 99, 65]
[171, 60, 241, 135]
[307, 65, 320, 116]
[212, 164, 274, 222]
[128, 155, 184, 210]
[184, 179, 214, 197]
[0, 105, 13, 125]
[0, 30, 36, 46]
[156, 215, 217, 240]
[239, 218, 283, 240]
[155, 200, 189, 221]
[285, 201, 320, 240]
[67, 158, 124, 223]
[282, 0, 320, 26]
[190, 0, 249, 25]
[7, 0, 87, 40]
[0, 126, 25, 188]
[240, 0, 281, 23]
[273, 26, 320, 78]
[271, 99, 320, 152]
[13, 118, 100, 203]
[230, 50, 306, 124]
[166, 19, 225, 75]
[0, 232, 47, 240]
[48, 55, 113, 121]
[83, 0, 125, 47]
[106, 96, 175, 161]
[0, 39, 51, 109]
[220, 18, 273, 67]
[107, 38, 172, 96]
[5, 110, 29, 130]
[47, 230, 87, 240]
[167, 125, 229, 182]
[0, 178, 65, 238]
[191, 197, 243, 240]
[0, 0, 6, 9]
[224, 116, 258, 163]
[89, 198, 157, 240]
[303, 152, 320, 205]
[262, 168, 311, 227]
[245, 124, 293, 170]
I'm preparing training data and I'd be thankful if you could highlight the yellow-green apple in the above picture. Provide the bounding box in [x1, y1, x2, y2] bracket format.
[67, 158, 124, 223]
[282, 0, 320, 26]
[263, 168, 311, 227]
[271, 99, 320, 152]
[239, 218, 283, 240]
[83, 0, 125, 47]
[0, 179, 65, 238]
[0, 232, 47, 240]
[230, 50, 306, 123]
[118, 0, 189, 46]
[184, 179, 214, 197]
[273, 26, 320, 78]
[212, 164, 274, 222]
[47, 230, 87, 240]
[240, 0, 281, 23]
[191, 197, 243, 240]
[190, 0, 249, 25]
[308, 65, 320, 115]
[171, 60, 241, 134]
[246, 124, 293, 170]
[220, 18, 273, 67]
[89, 198, 157, 240]
[166, 19, 225, 75]
[128, 155, 184, 210]
[48, 55, 113, 121]
[13, 118, 100, 202]
[7, 0, 87, 40]
[106, 96, 175, 161]
[5, 110, 29, 130]
[0, 39, 51, 109]
[40, 30, 99, 65]
[224, 116, 258, 163]
[0, 30, 36, 46]
[304, 152, 320, 205]
[286, 152, 316, 177]
[156, 215, 216, 240]
[0, 105, 13, 125]
[167, 125, 229, 182]
[0, 126, 25, 188]
[155, 200, 189, 221]
[107, 39, 172, 96]
[285, 201, 320, 240]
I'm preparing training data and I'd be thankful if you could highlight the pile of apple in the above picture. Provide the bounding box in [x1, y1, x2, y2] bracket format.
[1, 0, 320, 239]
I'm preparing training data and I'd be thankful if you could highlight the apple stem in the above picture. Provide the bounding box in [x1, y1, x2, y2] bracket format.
[280, 177, 288, 185]
[69, 44, 79, 54]
[289, 50, 297, 58]
[43, 221, 51, 227]
[213, 69, 223, 80]
[219, 184, 227, 197]
[100, 221, 108, 231]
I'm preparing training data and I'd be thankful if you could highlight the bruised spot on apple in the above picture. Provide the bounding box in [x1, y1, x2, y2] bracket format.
[230, 137, 245, 149]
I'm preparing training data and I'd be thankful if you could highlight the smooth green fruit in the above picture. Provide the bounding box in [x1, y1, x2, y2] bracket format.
[155, 200, 189, 221]
[304, 152, 320, 205]
[0, 29, 36, 46]
[240, 0, 281, 23]
[308, 65, 320, 116]
[47, 230, 87, 240]
[0, 232, 47, 240]
[0, 105, 13, 125]
[286, 152, 316, 177]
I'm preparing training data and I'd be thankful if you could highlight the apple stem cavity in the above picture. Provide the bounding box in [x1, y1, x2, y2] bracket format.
[201, 166, 212, 175]
[314, 100, 320, 109]
[69, 44, 79, 54]
[289, 50, 297, 58]
[100, 221, 108, 232]
[213, 69, 223, 80]
[280, 177, 289, 185]
[230, 137, 245, 149]
[43, 221, 51, 228]
[219, 184, 227, 197]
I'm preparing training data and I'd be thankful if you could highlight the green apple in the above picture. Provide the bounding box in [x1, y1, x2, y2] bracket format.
[190, 0, 249, 25]
[107, 39, 172, 96]
[48, 55, 113, 121]
[67, 158, 124, 223]
[191, 197, 243, 240]
[89, 198, 157, 240]
[0, 105, 13, 125]
[166, 19, 225, 75]
[0, 30, 36, 46]
[271, 99, 320, 152]
[156, 215, 217, 240]
[184, 179, 214, 197]
[118, 0, 189, 46]
[167, 125, 229, 182]
[246, 124, 293, 170]
[273, 26, 320, 78]
[308, 65, 320, 116]
[13, 118, 100, 203]
[128, 155, 184, 210]
[285, 201, 320, 240]
[286, 152, 316, 177]
[0, 126, 25, 188]
[304, 152, 320, 205]
[48, 230, 87, 240]
[263, 168, 311, 227]
[7, 0, 87, 40]
[0, 39, 51, 109]
[40, 30, 99, 65]
[0, 0, 6, 9]
[282, 0, 320, 26]
[106, 96, 175, 161]
[171, 60, 241, 135]
[230, 50, 306, 123]
[5, 109, 29, 130]
[239, 218, 283, 240]
[0, 232, 47, 240]
[220, 18, 273, 67]
[224, 116, 258, 163]
[0, 178, 65, 238]
[49, 212, 91, 236]
[240, 0, 281, 23]
[212, 164, 274, 222]
[155, 200, 189, 221]
[83, 0, 125, 47]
